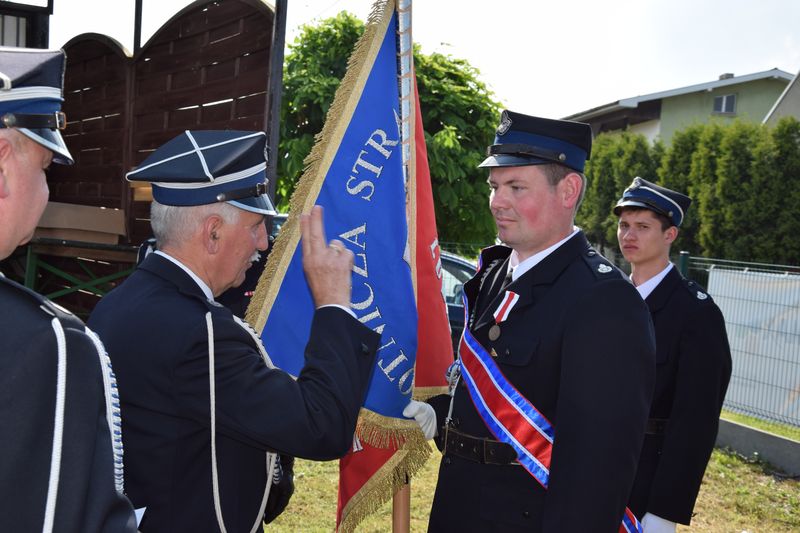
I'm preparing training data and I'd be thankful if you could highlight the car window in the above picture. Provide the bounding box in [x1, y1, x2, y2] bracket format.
[441, 255, 476, 306]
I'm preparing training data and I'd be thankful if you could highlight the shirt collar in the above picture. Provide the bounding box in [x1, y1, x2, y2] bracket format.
[508, 226, 580, 281]
[632, 262, 673, 300]
[154, 250, 215, 301]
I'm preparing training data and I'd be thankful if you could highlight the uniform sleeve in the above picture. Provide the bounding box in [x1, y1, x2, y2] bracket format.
[176, 306, 380, 459]
[542, 280, 656, 532]
[0, 323, 61, 533]
[56, 326, 138, 532]
[646, 302, 732, 524]
[0, 318, 136, 533]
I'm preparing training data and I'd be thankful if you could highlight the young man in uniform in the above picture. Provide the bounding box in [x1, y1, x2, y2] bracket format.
[408, 110, 656, 532]
[0, 47, 136, 532]
[615, 177, 732, 532]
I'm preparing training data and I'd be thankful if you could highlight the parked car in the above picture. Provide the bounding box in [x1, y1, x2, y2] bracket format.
[440, 251, 477, 353]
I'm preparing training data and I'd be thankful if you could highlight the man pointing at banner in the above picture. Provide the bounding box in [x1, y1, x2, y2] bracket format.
[88, 130, 380, 533]
[419, 111, 656, 532]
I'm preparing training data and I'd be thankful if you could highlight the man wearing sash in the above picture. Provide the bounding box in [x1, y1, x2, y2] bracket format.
[615, 178, 732, 532]
[422, 111, 656, 532]
[88, 131, 380, 532]
[0, 47, 136, 532]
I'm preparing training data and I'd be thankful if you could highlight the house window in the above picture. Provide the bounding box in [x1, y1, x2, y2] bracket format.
[713, 94, 736, 114]
[1, 15, 27, 47]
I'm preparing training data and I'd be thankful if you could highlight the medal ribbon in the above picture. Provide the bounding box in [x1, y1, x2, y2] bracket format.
[457, 293, 642, 533]
[492, 290, 519, 324]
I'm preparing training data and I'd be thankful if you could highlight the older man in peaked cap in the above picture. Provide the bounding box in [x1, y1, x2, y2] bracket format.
[0, 47, 137, 532]
[413, 110, 656, 532]
[615, 178, 732, 532]
[88, 130, 380, 532]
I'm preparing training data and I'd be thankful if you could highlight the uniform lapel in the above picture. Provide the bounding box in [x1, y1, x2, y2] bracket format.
[644, 266, 681, 313]
[473, 232, 589, 331]
[464, 246, 510, 329]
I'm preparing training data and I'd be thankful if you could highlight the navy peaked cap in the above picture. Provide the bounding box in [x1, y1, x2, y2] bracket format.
[479, 110, 592, 172]
[614, 177, 691, 227]
[126, 130, 276, 216]
[0, 46, 72, 164]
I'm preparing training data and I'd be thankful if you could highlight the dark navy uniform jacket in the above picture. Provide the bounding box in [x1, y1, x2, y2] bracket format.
[428, 232, 656, 533]
[0, 275, 137, 532]
[627, 266, 732, 524]
[87, 254, 379, 532]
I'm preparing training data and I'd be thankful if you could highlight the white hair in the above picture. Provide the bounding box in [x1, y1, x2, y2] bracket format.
[150, 200, 240, 248]
[0, 128, 28, 152]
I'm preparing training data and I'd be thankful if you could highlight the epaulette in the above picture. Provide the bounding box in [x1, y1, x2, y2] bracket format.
[581, 247, 622, 280]
[0, 275, 83, 328]
[681, 277, 714, 303]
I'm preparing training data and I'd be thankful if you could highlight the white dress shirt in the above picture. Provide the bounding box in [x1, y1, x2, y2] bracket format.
[632, 262, 673, 300]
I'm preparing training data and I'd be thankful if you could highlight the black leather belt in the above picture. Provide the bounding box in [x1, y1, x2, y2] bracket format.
[646, 418, 668, 435]
[443, 427, 519, 466]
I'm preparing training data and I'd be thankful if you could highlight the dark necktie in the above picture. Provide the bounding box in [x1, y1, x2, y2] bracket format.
[500, 267, 514, 292]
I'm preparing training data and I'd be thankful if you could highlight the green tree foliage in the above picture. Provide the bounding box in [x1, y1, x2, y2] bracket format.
[578, 134, 623, 250]
[691, 123, 726, 257]
[583, 119, 800, 264]
[278, 13, 364, 205]
[715, 121, 764, 259]
[658, 125, 703, 254]
[771, 117, 800, 263]
[578, 131, 659, 249]
[277, 13, 500, 252]
[415, 52, 499, 251]
[750, 117, 800, 263]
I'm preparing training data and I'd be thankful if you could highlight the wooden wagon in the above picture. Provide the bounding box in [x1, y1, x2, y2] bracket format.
[11, 0, 286, 316]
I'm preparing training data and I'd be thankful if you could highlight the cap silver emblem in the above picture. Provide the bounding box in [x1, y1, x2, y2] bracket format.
[497, 111, 512, 135]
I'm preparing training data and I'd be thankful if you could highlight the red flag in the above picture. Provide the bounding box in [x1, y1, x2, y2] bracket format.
[335, 77, 452, 532]
[409, 75, 453, 399]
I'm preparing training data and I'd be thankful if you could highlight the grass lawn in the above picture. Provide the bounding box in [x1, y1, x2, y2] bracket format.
[269, 444, 799, 532]
[721, 410, 800, 442]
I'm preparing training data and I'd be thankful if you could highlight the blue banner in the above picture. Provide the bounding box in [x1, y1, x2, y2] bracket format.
[254, 10, 418, 420]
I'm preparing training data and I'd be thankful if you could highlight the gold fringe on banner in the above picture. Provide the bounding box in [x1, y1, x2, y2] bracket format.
[337, 444, 431, 533]
[412, 385, 449, 402]
[356, 408, 428, 450]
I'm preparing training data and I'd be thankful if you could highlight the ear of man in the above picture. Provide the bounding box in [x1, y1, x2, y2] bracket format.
[204, 214, 224, 253]
[559, 172, 583, 210]
[664, 226, 678, 245]
[0, 135, 14, 199]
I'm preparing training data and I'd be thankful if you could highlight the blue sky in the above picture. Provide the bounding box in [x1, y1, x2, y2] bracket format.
[49, 0, 800, 119]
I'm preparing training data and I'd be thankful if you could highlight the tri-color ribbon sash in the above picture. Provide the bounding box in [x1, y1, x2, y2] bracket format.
[456, 294, 642, 533]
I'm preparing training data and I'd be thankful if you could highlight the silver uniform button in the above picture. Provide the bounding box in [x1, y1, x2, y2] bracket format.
[598, 264, 612, 273]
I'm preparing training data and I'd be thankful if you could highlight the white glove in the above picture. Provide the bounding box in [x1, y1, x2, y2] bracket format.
[641, 513, 676, 533]
[403, 400, 437, 440]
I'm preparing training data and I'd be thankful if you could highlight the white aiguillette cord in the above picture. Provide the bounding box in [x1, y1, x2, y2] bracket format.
[207, 312, 277, 533]
[42, 318, 67, 533]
